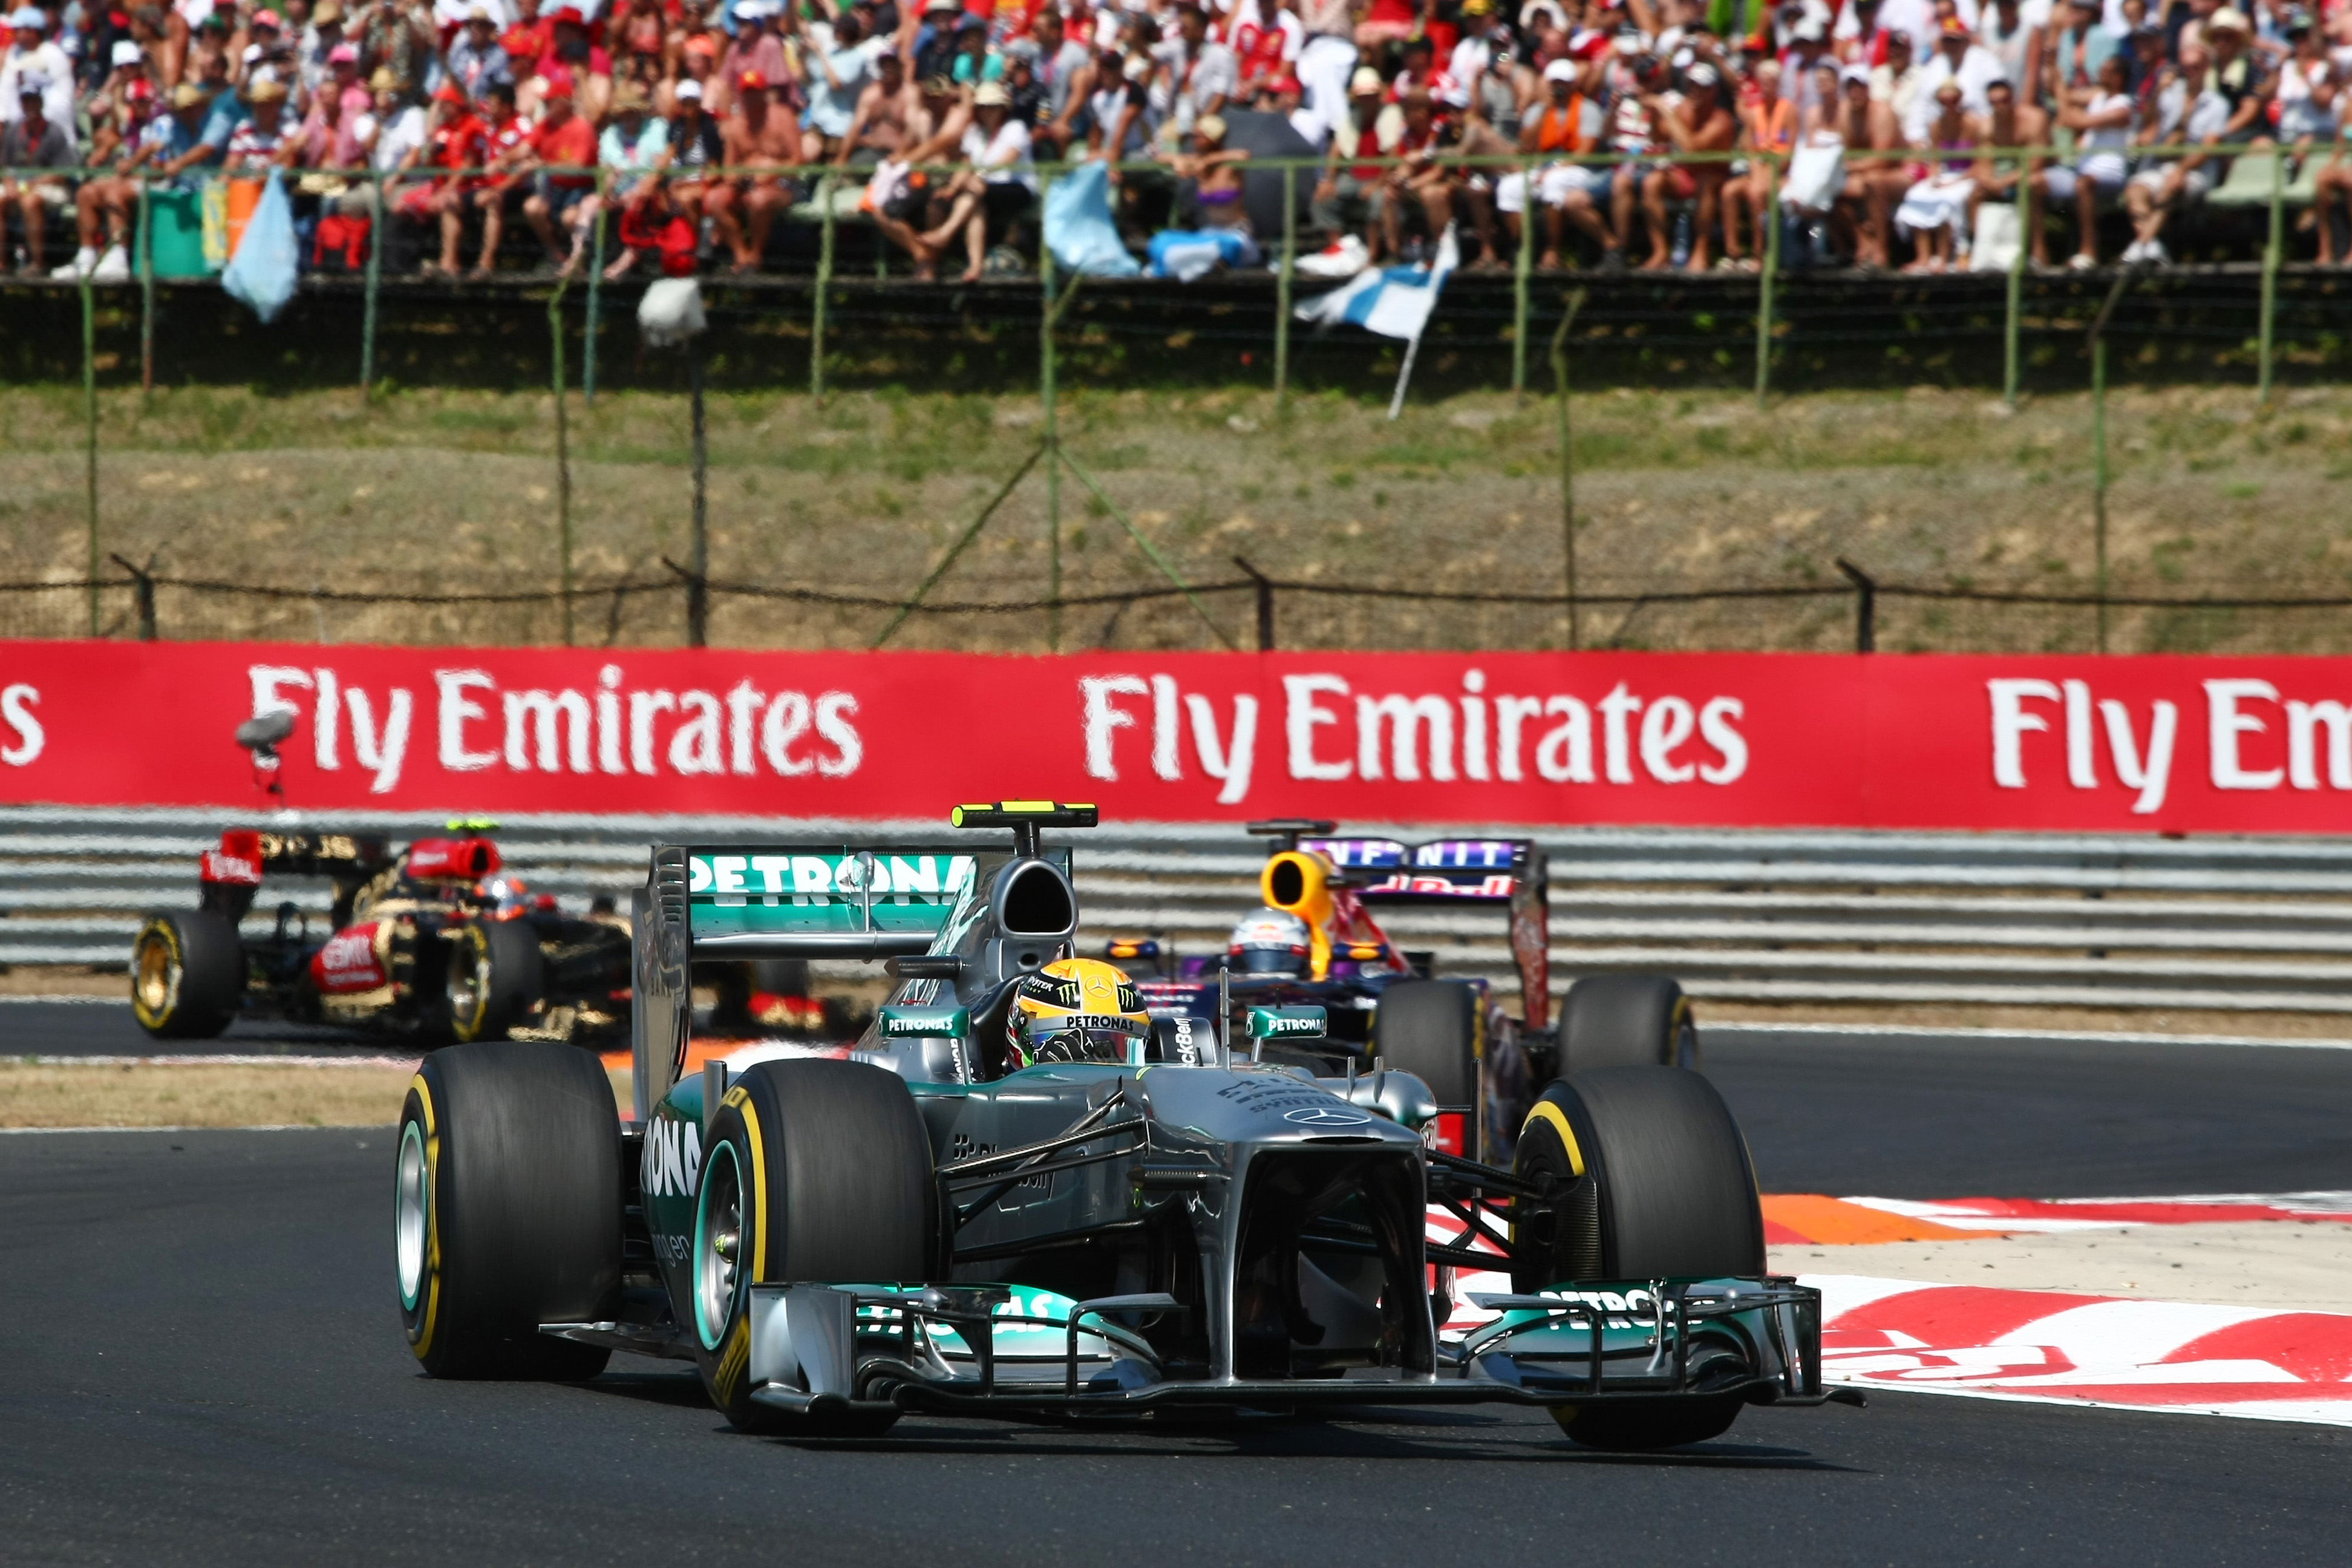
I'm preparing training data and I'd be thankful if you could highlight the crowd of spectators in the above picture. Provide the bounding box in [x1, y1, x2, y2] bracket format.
[2, 0, 2350, 281]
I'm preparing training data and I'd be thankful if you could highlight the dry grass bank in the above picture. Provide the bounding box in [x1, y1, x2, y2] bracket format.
[4, 382, 2349, 653]
[0, 1058, 636, 1129]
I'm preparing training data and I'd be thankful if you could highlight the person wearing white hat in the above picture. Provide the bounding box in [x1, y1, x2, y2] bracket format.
[0, 68, 72, 273]
[924, 77, 1034, 283]
[1306, 63, 1391, 263]
[1, 5, 73, 145]
[1495, 57, 1618, 269]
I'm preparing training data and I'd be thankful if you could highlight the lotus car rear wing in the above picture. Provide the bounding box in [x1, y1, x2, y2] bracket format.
[1294, 834, 1553, 1033]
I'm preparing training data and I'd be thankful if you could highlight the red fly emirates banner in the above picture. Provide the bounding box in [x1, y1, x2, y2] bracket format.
[1, 640, 2350, 833]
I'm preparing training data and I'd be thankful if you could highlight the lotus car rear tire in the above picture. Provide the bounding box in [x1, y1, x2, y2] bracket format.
[1370, 978, 1480, 1106]
[1511, 1067, 1766, 1451]
[397, 1040, 620, 1380]
[691, 1059, 937, 1435]
[1560, 975, 1699, 1073]
[130, 910, 244, 1039]
[445, 917, 546, 1043]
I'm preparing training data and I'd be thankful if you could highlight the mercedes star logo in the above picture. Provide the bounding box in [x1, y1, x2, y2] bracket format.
[1283, 1106, 1373, 1127]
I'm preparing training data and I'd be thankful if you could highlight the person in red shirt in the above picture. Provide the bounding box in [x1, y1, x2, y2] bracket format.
[469, 77, 534, 276]
[609, 177, 699, 277]
[533, 6, 614, 122]
[500, 0, 554, 77]
[521, 73, 601, 274]
[410, 83, 489, 276]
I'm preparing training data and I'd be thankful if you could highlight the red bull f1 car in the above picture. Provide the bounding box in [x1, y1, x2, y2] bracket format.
[132, 826, 632, 1044]
[1102, 820, 1698, 1161]
[390, 802, 1854, 1454]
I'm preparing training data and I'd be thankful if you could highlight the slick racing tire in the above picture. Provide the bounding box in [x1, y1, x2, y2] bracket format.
[130, 910, 244, 1039]
[1560, 975, 1699, 1073]
[1511, 1067, 1766, 1452]
[691, 1059, 936, 1436]
[397, 1041, 621, 1380]
[445, 918, 546, 1043]
[1370, 979, 1481, 1108]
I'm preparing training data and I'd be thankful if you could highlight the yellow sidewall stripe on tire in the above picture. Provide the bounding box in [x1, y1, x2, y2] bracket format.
[1523, 1101, 1584, 1177]
[711, 1083, 765, 1405]
[132, 923, 178, 1030]
[452, 927, 489, 1041]
[724, 1083, 768, 1281]
[407, 1073, 444, 1361]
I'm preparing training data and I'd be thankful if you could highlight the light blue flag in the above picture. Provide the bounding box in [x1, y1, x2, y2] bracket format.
[1044, 160, 1142, 278]
[222, 169, 299, 325]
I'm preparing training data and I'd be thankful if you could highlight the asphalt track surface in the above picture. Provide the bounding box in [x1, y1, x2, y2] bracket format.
[5, 1013, 2351, 1564]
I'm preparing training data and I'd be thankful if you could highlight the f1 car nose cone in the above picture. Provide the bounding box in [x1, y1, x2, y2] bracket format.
[1282, 1106, 1373, 1128]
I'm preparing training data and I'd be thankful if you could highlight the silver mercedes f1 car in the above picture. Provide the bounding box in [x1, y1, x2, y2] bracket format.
[393, 802, 1854, 1451]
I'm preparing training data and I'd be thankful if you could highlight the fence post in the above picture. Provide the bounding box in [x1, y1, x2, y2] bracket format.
[1835, 557, 1875, 653]
[137, 175, 154, 397]
[1274, 161, 1293, 411]
[1039, 168, 1060, 653]
[584, 171, 607, 406]
[82, 266, 99, 637]
[2092, 332, 2109, 653]
[1550, 288, 1586, 650]
[687, 338, 708, 647]
[2258, 148, 2282, 404]
[361, 169, 382, 399]
[111, 554, 157, 641]
[550, 277, 575, 646]
[2003, 209, 2025, 408]
[1511, 156, 1533, 401]
[2086, 267, 2129, 655]
[1754, 152, 1779, 406]
[1234, 555, 1275, 650]
[814, 169, 836, 404]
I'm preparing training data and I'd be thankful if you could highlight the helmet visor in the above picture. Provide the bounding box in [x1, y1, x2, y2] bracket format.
[1027, 1024, 1147, 1065]
[1232, 947, 1305, 976]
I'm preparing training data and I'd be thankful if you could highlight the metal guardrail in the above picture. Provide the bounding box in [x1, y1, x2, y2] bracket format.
[4, 806, 2349, 1015]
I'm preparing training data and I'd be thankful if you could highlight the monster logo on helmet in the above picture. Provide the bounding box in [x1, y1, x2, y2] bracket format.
[1007, 956, 1148, 1067]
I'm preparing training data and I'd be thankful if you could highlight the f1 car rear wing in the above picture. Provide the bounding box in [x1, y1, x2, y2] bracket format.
[1270, 829, 1553, 1034]
[631, 804, 1096, 1118]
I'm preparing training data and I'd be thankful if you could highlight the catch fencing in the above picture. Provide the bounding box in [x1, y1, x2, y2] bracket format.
[10, 805, 2352, 1017]
[12, 562, 2352, 658]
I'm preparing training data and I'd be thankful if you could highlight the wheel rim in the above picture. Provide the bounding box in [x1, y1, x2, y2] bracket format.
[395, 1119, 428, 1311]
[445, 932, 483, 1031]
[692, 1140, 744, 1350]
[134, 932, 177, 1018]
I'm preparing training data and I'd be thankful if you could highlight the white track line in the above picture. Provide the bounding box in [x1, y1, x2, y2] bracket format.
[11, 1054, 422, 1068]
[0, 1123, 396, 1134]
[1703, 1021, 2352, 1051]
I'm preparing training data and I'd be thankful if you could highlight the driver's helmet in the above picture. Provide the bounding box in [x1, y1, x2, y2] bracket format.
[1227, 907, 1310, 977]
[1007, 956, 1149, 1068]
[474, 874, 532, 918]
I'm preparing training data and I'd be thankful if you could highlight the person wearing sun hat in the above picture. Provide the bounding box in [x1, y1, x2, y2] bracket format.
[297, 0, 349, 97]
[1, 5, 74, 142]
[446, 7, 512, 104]
[918, 76, 1034, 283]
